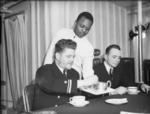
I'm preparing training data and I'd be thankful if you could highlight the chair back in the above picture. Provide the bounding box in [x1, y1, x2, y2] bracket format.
[94, 49, 100, 56]
[23, 84, 35, 112]
[119, 58, 135, 86]
[93, 49, 103, 66]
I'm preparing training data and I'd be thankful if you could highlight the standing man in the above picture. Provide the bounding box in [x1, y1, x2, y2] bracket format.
[94, 44, 150, 95]
[44, 12, 97, 82]
[34, 39, 97, 110]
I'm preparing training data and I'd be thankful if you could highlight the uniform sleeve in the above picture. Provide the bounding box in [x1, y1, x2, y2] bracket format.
[35, 65, 55, 93]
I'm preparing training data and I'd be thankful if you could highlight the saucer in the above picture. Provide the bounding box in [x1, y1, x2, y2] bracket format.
[128, 90, 140, 95]
[69, 100, 89, 107]
[105, 98, 128, 105]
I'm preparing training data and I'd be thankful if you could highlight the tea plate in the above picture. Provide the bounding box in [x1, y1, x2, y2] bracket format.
[105, 98, 128, 105]
[69, 100, 89, 107]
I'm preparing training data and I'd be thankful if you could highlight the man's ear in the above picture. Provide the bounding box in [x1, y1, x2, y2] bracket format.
[104, 54, 107, 60]
[72, 21, 77, 29]
[55, 53, 60, 60]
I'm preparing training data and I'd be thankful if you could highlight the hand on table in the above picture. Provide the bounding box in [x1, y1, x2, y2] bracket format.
[110, 86, 127, 95]
[141, 83, 150, 94]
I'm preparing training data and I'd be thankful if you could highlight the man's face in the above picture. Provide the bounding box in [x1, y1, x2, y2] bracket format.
[56, 48, 75, 70]
[74, 17, 93, 38]
[105, 48, 121, 68]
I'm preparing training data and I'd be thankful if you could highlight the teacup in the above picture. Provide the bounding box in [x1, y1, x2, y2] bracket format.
[128, 86, 138, 93]
[69, 95, 85, 103]
[98, 81, 111, 91]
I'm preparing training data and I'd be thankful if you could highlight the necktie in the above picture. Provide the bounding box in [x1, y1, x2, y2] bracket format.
[109, 68, 113, 76]
[63, 69, 67, 78]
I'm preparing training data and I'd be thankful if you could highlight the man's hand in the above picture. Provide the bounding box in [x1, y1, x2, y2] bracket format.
[141, 84, 150, 94]
[110, 86, 127, 95]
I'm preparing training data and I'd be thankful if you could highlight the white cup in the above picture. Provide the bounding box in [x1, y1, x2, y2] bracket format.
[128, 86, 138, 93]
[98, 81, 111, 91]
[69, 95, 85, 103]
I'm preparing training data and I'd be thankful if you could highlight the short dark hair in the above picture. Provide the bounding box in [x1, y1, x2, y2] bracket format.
[105, 44, 120, 54]
[55, 39, 77, 54]
[76, 12, 94, 24]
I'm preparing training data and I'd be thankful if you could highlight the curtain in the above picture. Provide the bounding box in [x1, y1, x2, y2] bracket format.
[2, 1, 129, 108]
[3, 14, 28, 106]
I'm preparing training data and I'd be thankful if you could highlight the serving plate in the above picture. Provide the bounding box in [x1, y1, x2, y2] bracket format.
[105, 98, 128, 105]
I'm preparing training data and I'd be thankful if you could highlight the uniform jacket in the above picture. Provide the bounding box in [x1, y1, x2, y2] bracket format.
[33, 62, 80, 110]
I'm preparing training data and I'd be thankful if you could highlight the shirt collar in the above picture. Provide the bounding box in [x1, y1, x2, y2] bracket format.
[104, 61, 113, 74]
[55, 62, 64, 73]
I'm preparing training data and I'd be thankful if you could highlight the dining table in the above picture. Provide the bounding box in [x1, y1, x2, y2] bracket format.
[32, 92, 150, 114]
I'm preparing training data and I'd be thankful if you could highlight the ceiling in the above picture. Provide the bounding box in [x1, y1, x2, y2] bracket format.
[0, 0, 150, 12]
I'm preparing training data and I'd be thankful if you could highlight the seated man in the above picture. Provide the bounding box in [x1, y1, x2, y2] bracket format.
[33, 39, 97, 110]
[94, 44, 150, 95]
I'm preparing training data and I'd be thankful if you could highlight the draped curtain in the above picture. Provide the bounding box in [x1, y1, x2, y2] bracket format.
[1, 1, 129, 108]
[2, 14, 29, 107]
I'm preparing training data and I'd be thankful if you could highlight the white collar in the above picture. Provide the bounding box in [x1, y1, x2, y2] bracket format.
[104, 61, 113, 74]
[55, 62, 64, 74]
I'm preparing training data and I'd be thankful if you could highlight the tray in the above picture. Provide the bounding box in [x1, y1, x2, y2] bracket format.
[80, 86, 115, 95]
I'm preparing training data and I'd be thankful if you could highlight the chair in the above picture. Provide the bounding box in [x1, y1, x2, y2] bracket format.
[22, 84, 35, 112]
[94, 49, 100, 57]
[143, 59, 150, 85]
[119, 58, 135, 86]
[1, 80, 7, 111]
[93, 49, 103, 66]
